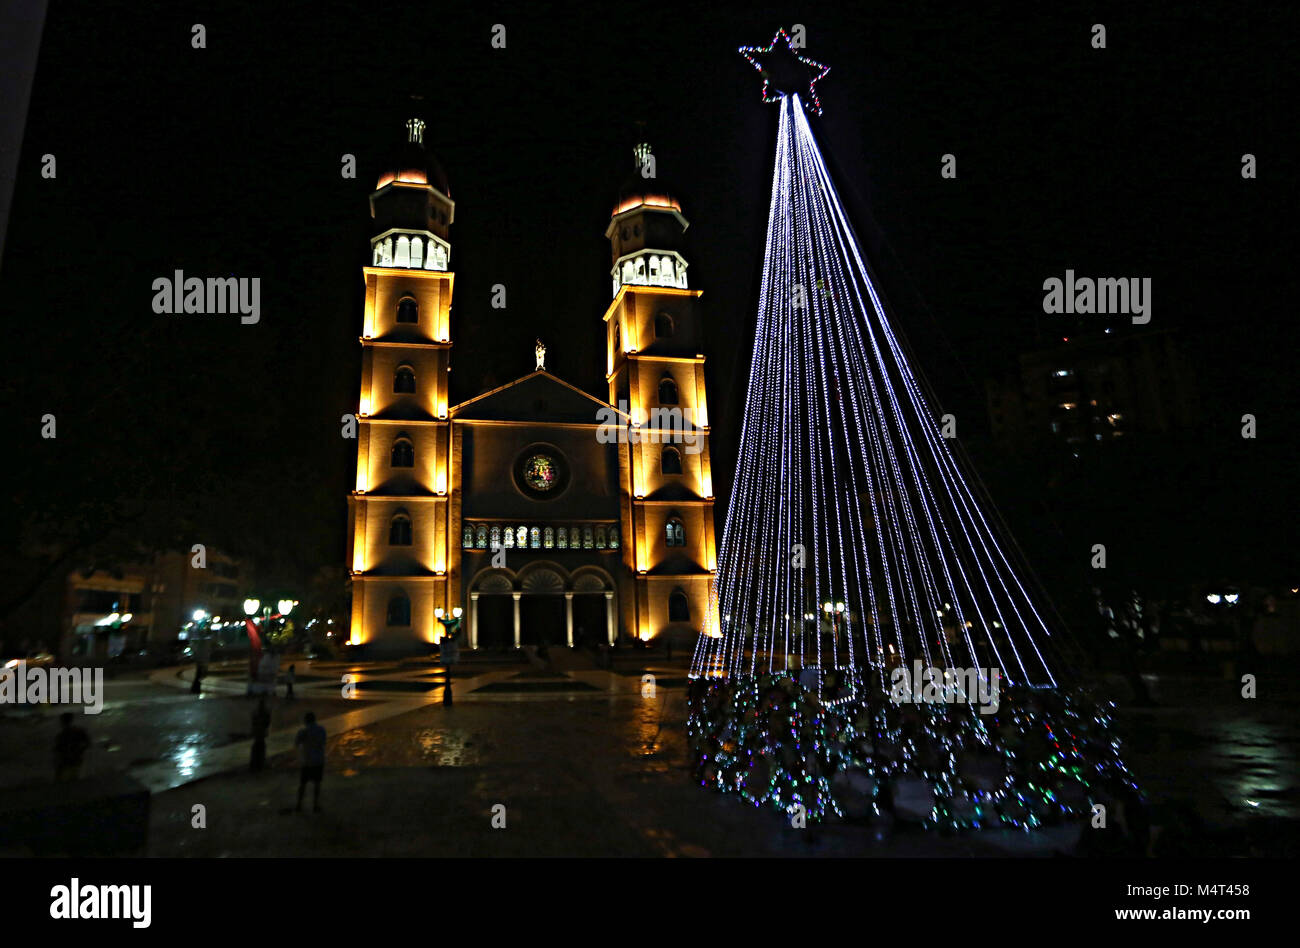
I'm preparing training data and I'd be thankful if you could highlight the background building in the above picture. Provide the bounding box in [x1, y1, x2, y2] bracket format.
[986, 328, 1198, 450]
[60, 548, 249, 659]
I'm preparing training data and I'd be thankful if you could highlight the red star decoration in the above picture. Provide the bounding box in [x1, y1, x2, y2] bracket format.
[739, 28, 831, 115]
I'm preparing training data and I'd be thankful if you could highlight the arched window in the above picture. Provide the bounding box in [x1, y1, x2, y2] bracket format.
[543, 527, 554, 549]
[569, 527, 581, 549]
[582, 526, 594, 549]
[668, 589, 690, 622]
[655, 312, 674, 338]
[677, 267, 687, 288]
[608, 525, 620, 549]
[556, 527, 568, 549]
[397, 297, 418, 323]
[665, 518, 685, 547]
[381, 238, 393, 266]
[613, 324, 620, 352]
[394, 365, 416, 394]
[516, 525, 527, 548]
[395, 236, 411, 268]
[661, 258, 675, 284]
[622, 260, 635, 285]
[389, 513, 413, 546]
[649, 256, 660, 282]
[476, 524, 488, 549]
[410, 237, 423, 269]
[661, 445, 683, 475]
[373, 244, 384, 266]
[634, 257, 646, 282]
[386, 592, 411, 627]
[391, 437, 414, 468]
[595, 525, 607, 549]
[503, 525, 515, 549]
[462, 524, 474, 548]
[659, 377, 679, 405]
[529, 527, 541, 549]
[489, 525, 501, 550]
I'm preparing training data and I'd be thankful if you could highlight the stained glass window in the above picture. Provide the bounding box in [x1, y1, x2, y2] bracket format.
[529, 527, 541, 549]
[475, 524, 488, 549]
[462, 524, 474, 548]
[489, 525, 501, 550]
[583, 526, 594, 549]
[516, 526, 527, 547]
[595, 526, 607, 549]
[503, 526, 515, 548]
[521, 454, 559, 493]
[609, 526, 620, 549]
[543, 527, 554, 549]
[570, 527, 580, 548]
[557, 527, 568, 549]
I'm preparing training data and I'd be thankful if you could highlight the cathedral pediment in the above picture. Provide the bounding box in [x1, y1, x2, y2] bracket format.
[451, 370, 630, 425]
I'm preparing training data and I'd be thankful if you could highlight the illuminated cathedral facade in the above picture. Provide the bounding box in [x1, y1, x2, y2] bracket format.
[346, 119, 718, 653]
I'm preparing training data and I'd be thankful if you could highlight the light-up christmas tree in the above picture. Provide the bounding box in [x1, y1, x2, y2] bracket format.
[687, 30, 1139, 831]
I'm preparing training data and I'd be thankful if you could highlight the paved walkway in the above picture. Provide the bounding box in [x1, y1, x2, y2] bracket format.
[3, 659, 1292, 857]
[133, 657, 685, 793]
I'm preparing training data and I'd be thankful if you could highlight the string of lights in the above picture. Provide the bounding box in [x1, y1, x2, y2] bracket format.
[691, 94, 1063, 688]
[687, 85, 1138, 829]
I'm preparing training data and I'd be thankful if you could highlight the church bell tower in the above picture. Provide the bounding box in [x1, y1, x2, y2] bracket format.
[604, 142, 719, 642]
[346, 118, 457, 650]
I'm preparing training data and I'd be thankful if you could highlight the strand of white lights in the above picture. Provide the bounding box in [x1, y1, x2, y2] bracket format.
[695, 91, 1062, 689]
[795, 99, 1058, 687]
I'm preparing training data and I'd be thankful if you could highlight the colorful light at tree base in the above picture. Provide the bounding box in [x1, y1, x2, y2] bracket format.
[687, 673, 1139, 831]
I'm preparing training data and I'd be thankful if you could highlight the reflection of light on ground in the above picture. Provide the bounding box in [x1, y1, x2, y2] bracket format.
[175, 745, 199, 778]
[337, 730, 373, 759]
[414, 729, 481, 767]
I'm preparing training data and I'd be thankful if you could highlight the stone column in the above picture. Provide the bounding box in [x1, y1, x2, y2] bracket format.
[469, 592, 480, 650]
[564, 592, 574, 647]
[604, 590, 616, 645]
[512, 592, 522, 649]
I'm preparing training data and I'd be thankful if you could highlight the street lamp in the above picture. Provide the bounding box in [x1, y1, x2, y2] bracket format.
[242, 598, 295, 695]
[188, 608, 215, 693]
[434, 606, 464, 705]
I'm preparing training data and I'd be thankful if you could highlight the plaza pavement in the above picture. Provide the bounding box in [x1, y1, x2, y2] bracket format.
[2, 652, 1295, 857]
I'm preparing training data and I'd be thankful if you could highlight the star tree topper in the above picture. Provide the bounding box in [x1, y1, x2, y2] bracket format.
[739, 27, 831, 115]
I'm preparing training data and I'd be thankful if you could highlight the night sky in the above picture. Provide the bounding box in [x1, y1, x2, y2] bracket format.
[2, 0, 1293, 609]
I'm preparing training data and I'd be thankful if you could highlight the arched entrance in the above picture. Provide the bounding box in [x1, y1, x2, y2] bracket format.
[467, 564, 617, 650]
[519, 567, 564, 648]
[471, 571, 514, 651]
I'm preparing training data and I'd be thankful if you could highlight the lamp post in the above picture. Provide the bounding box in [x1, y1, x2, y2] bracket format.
[188, 608, 210, 693]
[243, 598, 295, 695]
[434, 606, 463, 705]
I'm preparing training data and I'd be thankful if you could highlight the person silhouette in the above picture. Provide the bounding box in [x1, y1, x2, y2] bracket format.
[294, 712, 327, 812]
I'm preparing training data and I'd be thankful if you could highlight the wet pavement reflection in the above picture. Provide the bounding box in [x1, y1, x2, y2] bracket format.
[4, 665, 1295, 856]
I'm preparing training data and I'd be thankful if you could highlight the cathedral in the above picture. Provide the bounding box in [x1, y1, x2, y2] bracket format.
[346, 119, 718, 653]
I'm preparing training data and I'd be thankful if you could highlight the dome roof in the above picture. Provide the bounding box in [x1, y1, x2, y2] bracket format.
[376, 119, 450, 196]
[612, 142, 679, 217]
